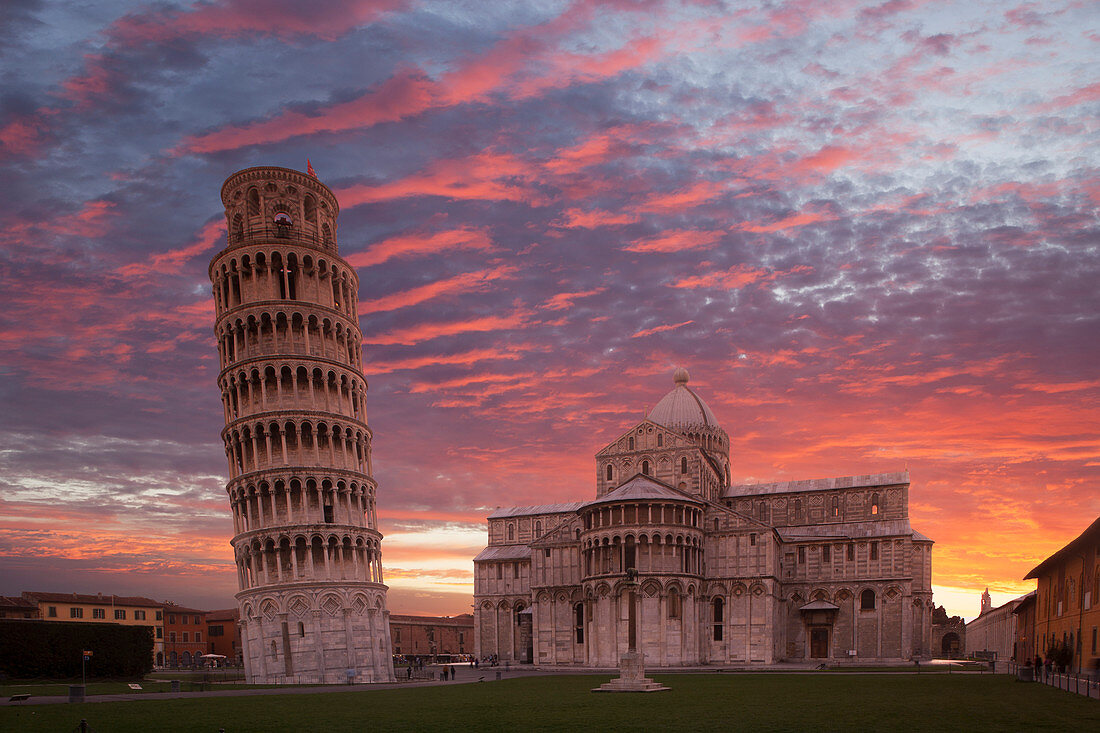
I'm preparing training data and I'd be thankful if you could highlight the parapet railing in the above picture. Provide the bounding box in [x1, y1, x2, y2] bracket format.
[1007, 661, 1100, 699]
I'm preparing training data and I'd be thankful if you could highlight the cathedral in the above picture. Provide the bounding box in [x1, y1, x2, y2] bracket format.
[473, 369, 934, 666]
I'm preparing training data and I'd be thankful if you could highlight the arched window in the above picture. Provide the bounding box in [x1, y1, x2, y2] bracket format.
[303, 194, 317, 222]
[668, 589, 681, 619]
[712, 597, 724, 641]
[641, 460, 650, 475]
[871, 493, 880, 515]
[606, 464, 613, 481]
[657, 434, 663, 447]
[681, 457, 688, 474]
[794, 498, 802, 516]
[574, 602, 585, 643]
[247, 188, 260, 217]
[628, 437, 635, 450]
[507, 524, 514, 541]
[831, 496, 839, 517]
[535, 521, 541, 535]
[861, 589, 876, 610]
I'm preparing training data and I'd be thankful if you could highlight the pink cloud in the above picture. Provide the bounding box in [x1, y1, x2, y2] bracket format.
[116, 219, 226, 279]
[740, 211, 830, 233]
[631, 320, 694, 338]
[539, 288, 606, 311]
[363, 313, 528, 346]
[670, 265, 772, 290]
[359, 265, 516, 314]
[345, 227, 494, 268]
[624, 229, 725, 253]
[553, 208, 640, 229]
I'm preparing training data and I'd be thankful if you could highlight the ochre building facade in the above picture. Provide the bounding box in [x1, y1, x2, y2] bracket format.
[211, 166, 394, 683]
[474, 370, 934, 666]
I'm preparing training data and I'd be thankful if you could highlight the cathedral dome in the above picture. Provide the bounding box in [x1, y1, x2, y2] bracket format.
[648, 368, 719, 429]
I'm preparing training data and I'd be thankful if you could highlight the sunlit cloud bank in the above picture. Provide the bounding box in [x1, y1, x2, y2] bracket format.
[1, 0, 1097, 619]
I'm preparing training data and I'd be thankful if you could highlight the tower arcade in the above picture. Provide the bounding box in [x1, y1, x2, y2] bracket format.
[211, 166, 394, 683]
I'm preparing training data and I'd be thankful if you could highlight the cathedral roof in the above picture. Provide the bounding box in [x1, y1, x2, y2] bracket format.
[488, 502, 585, 519]
[585, 474, 703, 508]
[724, 471, 910, 497]
[647, 368, 720, 429]
[473, 544, 532, 562]
[776, 519, 919, 541]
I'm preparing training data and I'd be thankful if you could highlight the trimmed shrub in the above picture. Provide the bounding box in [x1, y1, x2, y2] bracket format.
[0, 620, 153, 678]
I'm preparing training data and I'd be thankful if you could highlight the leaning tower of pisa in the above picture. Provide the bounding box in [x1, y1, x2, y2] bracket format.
[210, 166, 394, 683]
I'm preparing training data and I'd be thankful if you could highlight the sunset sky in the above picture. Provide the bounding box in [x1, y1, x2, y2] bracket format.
[1, 0, 1097, 622]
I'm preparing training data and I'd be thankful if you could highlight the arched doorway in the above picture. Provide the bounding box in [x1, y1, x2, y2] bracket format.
[941, 632, 960, 657]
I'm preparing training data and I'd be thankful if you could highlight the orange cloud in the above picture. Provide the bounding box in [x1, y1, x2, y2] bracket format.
[554, 208, 639, 228]
[116, 219, 226, 279]
[639, 180, 727, 213]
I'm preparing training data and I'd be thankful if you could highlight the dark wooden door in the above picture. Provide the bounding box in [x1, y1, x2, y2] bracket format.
[810, 627, 829, 658]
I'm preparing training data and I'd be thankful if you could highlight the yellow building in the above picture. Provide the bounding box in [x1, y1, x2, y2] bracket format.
[22, 592, 165, 662]
[1024, 516, 1100, 673]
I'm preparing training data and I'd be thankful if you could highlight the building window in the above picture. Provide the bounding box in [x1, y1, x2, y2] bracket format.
[798, 546, 806, 563]
[831, 497, 839, 517]
[681, 457, 688, 474]
[210, 625, 224, 637]
[135, 610, 146, 620]
[870, 493, 880, 515]
[861, 589, 876, 610]
[606, 464, 613, 481]
[822, 545, 831, 562]
[195, 632, 202, 642]
[870, 542, 879, 561]
[544, 548, 551, 558]
[48, 606, 57, 617]
[641, 460, 650, 475]
[668, 590, 681, 619]
[712, 597, 724, 641]
[750, 533, 757, 546]
[574, 603, 585, 644]
[70, 607, 84, 619]
[324, 505, 334, 523]
[628, 437, 634, 450]
[183, 632, 189, 642]
[847, 543, 854, 561]
[156, 627, 163, 639]
[535, 521, 542, 535]
[169, 614, 176, 624]
[508, 524, 514, 541]
[93, 608, 105, 619]
[513, 563, 520, 578]
[496, 563, 502, 580]
[657, 433, 663, 447]
[115, 609, 126, 620]
[156, 610, 163, 621]
[169, 632, 177, 643]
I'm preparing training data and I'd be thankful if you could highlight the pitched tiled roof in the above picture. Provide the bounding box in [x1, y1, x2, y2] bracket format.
[585, 474, 703, 508]
[22, 591, 161, 607]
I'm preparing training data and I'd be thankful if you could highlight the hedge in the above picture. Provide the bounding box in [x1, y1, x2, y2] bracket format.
[0, 620, 153, 678]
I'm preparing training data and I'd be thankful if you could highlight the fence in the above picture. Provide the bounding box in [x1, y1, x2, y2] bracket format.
[1007, 661, 1100, 699]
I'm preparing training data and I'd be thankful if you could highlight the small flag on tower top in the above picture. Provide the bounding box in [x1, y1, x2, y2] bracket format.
[306, 159, 316, 177]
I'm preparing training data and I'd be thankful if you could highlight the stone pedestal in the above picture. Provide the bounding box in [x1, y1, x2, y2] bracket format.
[593, 651, 669, 693]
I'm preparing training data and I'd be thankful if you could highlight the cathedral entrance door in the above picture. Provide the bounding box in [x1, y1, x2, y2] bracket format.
[810, 627, 829, 658]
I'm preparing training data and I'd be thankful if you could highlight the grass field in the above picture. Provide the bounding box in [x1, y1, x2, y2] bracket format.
[2, 674, 1097, 732]
[0, 680, 272, 697]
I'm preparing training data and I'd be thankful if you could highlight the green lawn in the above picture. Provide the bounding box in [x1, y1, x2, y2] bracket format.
[0, 680, 270, 697]
[2, 674, 1096, 732]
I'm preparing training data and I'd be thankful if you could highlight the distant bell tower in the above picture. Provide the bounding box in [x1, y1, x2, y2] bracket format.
[980, 588, 991, 615]
[210, 166, 394, 683]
